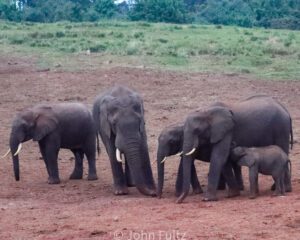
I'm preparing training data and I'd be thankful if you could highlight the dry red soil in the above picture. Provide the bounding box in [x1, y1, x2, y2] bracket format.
[0, 57, 299, 240]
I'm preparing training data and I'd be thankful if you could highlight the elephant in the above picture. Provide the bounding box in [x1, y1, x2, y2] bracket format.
[177, 95, 293, 203]
[157, 123, 202, 198]
[231, 145, 292, 199]
[156, 123, 240, 198]
[1, 103, 98, 184]
[93, 86, 156, 196]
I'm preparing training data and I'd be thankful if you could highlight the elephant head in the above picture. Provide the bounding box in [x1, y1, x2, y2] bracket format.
[183, 107, 234, 155]
[94, 91, 156, 196]
[2, 106, 58, 181]
[232, 146, 256, 167]
[177, 106, 235, 203]
[156, 124, 183, 198]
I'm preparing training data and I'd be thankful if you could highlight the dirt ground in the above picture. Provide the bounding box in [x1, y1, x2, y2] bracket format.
[0, 57, 300, 240]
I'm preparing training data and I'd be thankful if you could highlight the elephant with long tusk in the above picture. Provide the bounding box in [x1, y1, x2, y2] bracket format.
[93, 86, 156, 197]
[5, 103, 98, 183]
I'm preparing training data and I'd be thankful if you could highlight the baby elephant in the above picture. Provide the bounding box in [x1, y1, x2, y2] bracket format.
[232, 145, 291, 199]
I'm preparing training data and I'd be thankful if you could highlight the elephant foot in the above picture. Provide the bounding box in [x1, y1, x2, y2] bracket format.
[217, 185, 226, 190]
[87, 173, 98, 181]
[193, 187, 203, 194]
[48, 177, 60, 184]
[238, 183, 245, 191]
[227, 188, 240, 198]
[69, 171, 83, 180]
[176, 192, 188, 204]
[271, 183, 276, 191]
[157, 191, 163, 199]
[272, 191, 284, 197]
[175, 190, 182, 198]
[127, 182, 135, 187]
[137, 186, 157, 197]
[202, 192, 218, 202]
[114, 185, 129, 195]
[249, 194, 257, 199]
[285, 185, 292, 192]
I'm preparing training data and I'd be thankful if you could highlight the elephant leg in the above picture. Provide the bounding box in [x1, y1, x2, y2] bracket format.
[232, 162, 244, 190]
[271, 170, 291, 192]
[191, 163, 203, 194]
[83, 137, 98, 181]
[256, 175, 259, 194]
[204, 135, 237, 201]
[273, 137, 290, 191]
[125, 160, 135, 187]
[103, 137, 127, 195]
[284, 167, 292, 192]
[280, 173, 286, 195]
[217, 173, 226, 190]
[249, 167, 258, 199]
[41, 138, 60, 184]
[272, 176, 282, 196]
[176, 156, 193, 203]
[175, 158, 183, 197]
[222, 161, 240, 198]
[69, 149, 84, 180]
[38, 142, 50, 177]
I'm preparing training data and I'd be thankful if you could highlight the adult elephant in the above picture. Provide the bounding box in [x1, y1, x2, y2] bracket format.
[156, 123, 240, 198]
[177, 95, 293, 203]
[93, 86, 156, 196]
[1, 103, 98, 184]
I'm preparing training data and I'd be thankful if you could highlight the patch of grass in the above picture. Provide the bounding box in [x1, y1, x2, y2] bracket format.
[55, 31, 65, 38]
[158, 38, 168, 43]
[89, 44, 107, 53]
[0, 20, 299, 80]
[133, 32, 144, 39]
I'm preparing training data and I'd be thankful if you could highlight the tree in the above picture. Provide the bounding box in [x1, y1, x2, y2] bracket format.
[0, 0, 21, 21]
[94, 0, 117, 18]
[129, 0, 192, 23]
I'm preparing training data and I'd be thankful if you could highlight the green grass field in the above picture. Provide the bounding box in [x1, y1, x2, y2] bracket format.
[0, 20, 299, 80]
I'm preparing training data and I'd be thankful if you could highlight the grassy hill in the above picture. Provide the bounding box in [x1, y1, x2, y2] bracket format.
[0, 20, 299, 80]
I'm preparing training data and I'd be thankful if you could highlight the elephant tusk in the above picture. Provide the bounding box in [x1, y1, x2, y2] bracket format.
[13, 143, 22, 156]
[175, 151, 183, 156]
[1, 148, 11, 159]
[160, 156, 167, 164]
[185, 148, 196, 156]
[116, 148, 122, 163]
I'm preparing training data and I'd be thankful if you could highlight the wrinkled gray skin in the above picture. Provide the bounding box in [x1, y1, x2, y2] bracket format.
[178, 95, 293, 203]
[9, 103, 98, 184]
[232, 145, 292, 199]
[93, 86, 156, 196]
[157, 123, 241, 198]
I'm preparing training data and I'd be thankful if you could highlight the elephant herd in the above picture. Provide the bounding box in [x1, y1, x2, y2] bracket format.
[1, 86, 294, 203]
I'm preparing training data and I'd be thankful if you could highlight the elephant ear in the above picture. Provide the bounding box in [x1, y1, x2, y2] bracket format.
[32, 108, 58, 141]
[239, 155, 256, 167]
[210, 107, 234, 144]
[99, 97, 113, 138]
[139, 100, 146, 133]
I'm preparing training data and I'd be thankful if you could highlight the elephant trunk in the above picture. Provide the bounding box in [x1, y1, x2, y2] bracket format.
[176, 140, 194, 203]
[124, 142, 156, 197]
[157, 150, 165, 198]
[9, 134, 20, 181]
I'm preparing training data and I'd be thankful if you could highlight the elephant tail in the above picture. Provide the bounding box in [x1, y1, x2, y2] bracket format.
[290, 117, 293, 150]
[96, 134, 100, 156]
[287, 159, 292, 179]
